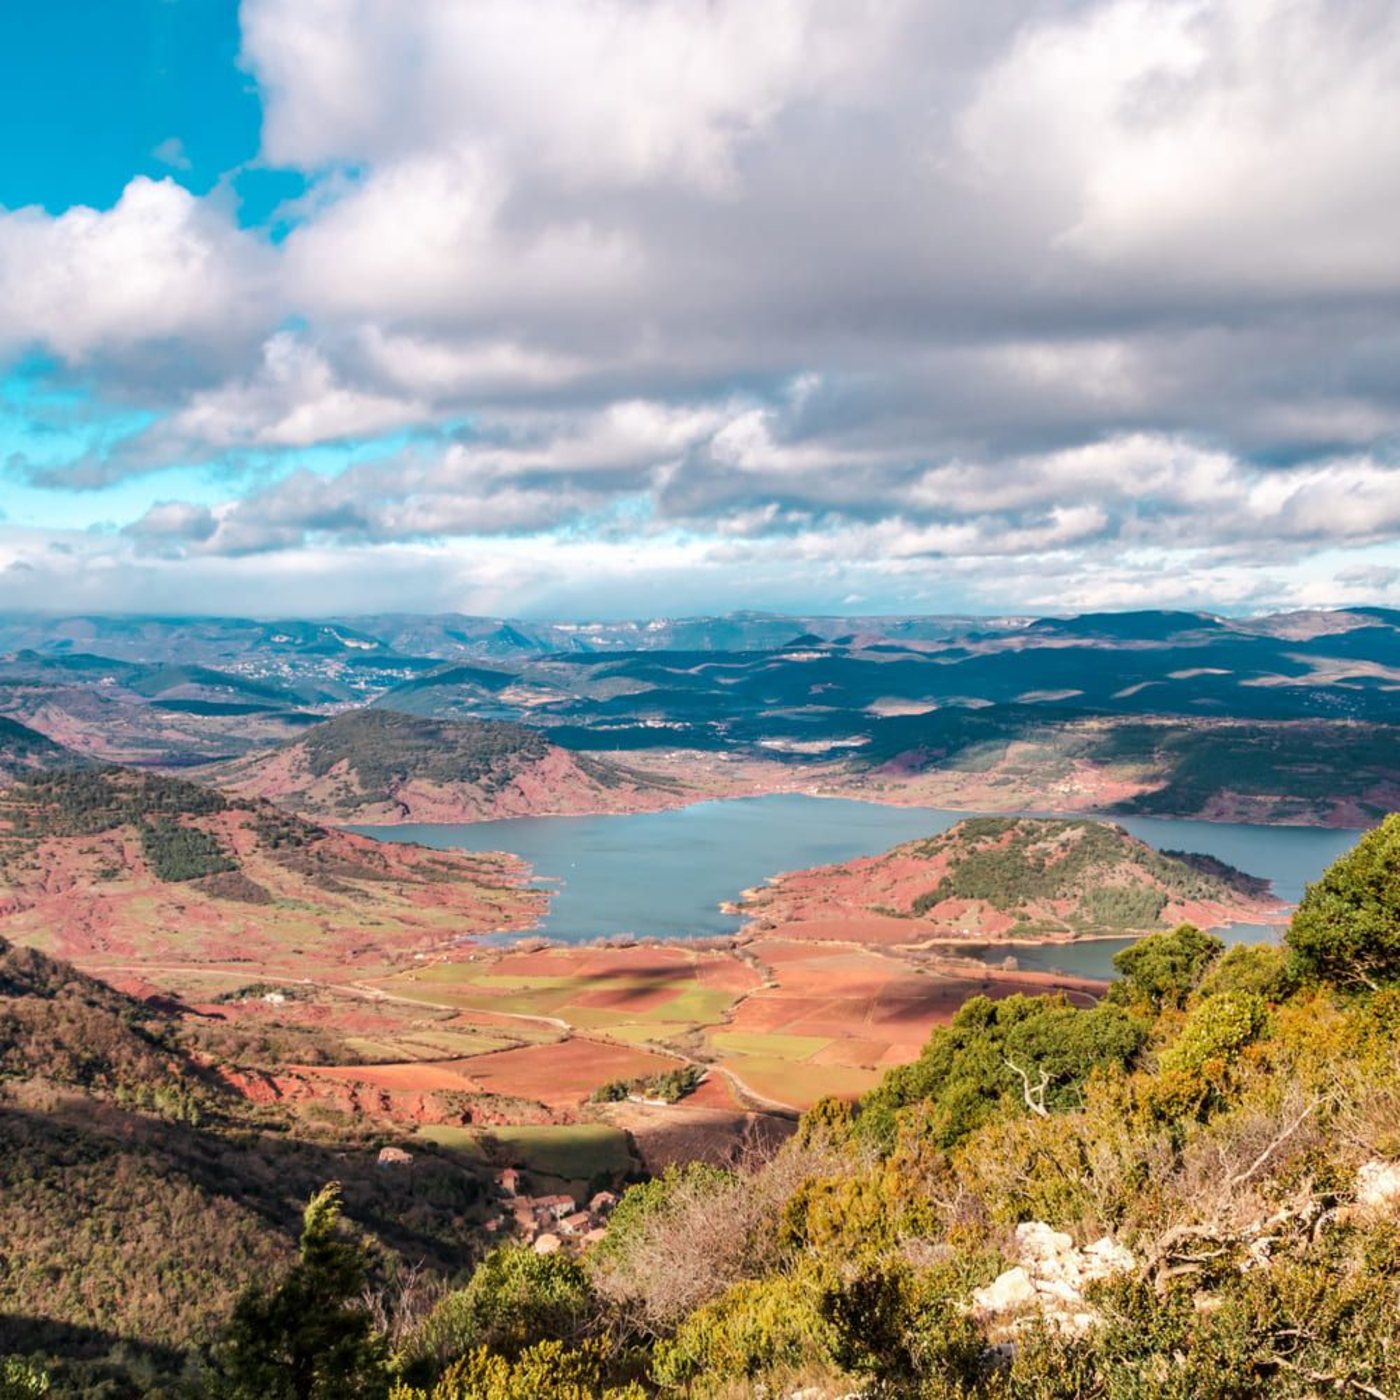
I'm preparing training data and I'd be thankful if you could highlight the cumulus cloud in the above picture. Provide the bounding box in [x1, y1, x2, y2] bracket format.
[5, 0, 1400, 613]
[0, 178, 275, 366]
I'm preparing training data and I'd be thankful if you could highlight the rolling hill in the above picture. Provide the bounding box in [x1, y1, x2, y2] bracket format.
[735, 816, 1283, 942]
[209, 708, 688, 823]
[0, 715, 78, 783]
[0, 765, 545, 977]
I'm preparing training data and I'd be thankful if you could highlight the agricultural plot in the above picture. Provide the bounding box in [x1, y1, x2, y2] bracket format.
[700, 939, 1090, 1108]
[377, 944, 759, 1049]
[418, 1122, 635, 1192]
[458, 1037, 681, 1108]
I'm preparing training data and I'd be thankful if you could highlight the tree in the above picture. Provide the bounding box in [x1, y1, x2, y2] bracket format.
[0, 1359, 49, 1400]
[403, 1247, 594, 1375]
[211, 1183, 389, 1399]
[1288, 815, 1400, 990]
[1110, 923, 1223, 1010]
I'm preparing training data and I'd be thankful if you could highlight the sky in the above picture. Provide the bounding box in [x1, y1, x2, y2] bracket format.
[1, 0, 1399, 620]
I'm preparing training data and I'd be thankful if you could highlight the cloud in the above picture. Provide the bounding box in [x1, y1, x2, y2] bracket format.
[0, 178, 275, 366]
[5, 0, 1400, 615]
[242, 0, 894, 190]
[961, 0, 1400, 290]
[151, 137, 193, 172]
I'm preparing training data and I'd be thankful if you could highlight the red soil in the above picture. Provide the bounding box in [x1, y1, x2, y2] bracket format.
[458, 1038, 681, 1108]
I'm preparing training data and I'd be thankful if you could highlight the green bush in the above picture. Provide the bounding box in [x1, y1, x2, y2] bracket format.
[391, 1339, 644, 1400]
[858, 994, 1147, 1150]
[651, 1274, 836, 1388]
[1288, 814, 1400, 990]
[404, 1247, 593, 1373]
[0, 1359, 49, 1400]
[1109, 923, 1223, 1010]
[1160, 992, 1268, 1076]
[1196, 943, 1298, 1003]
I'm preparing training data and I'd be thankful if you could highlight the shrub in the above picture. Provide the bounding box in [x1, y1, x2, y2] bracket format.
[821, 1261, 988, 1393]
[1160, 992, 1268, 1077]
[651, 1274, 836, 1389]
[403, 1247, 593, 1373]
[858, 995, 1147, 1151]
[1288, 815, 1400, 990]
[0, 1359, 49, 1400]
[1109, 923, 1224, 1010]
[1197, 943, 1298, 1003]
[390, 1338, 644, 1400]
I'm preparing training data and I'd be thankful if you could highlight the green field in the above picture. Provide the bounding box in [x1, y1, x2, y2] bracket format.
[381, 963, 742, 1047]
[711, 1030, 833, 1059]
[416, 1122, 635, 1190]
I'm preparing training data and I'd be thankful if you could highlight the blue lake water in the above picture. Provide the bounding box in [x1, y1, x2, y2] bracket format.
[359, 795, 1365, 981]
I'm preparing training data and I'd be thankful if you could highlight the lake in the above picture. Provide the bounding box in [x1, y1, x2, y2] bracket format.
[359, 795, 1365, 979]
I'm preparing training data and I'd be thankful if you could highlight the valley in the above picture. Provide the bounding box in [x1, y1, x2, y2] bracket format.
[0, 607, 1389, 1393]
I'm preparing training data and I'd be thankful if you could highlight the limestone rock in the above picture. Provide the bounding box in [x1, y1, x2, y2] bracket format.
[972, 1266, 1038, 1317]
[972, 1220, 1136, 1338]
[1356, 1160, 1400, 1210]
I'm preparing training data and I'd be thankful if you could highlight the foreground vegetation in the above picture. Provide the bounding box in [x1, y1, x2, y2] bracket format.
[12, 818, 1400, 1395]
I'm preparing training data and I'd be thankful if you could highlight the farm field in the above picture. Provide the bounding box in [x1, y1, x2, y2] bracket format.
[699, 937, 1101, 1104]
[351, 933, 1103, 1114]
[419, 1121, 636, 1192]
[371, 943, 761, 1049]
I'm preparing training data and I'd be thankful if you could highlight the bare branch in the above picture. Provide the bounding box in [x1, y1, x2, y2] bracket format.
[1004, 1057, 1050, 1118]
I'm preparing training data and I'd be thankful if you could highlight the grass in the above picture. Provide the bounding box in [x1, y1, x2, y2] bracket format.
[416, 1122, 634, 1185]
[341, 1029, 515, 1062]
[408, 1029, 516, 1056]
[730, 1058, 880, 1105]
[412, 1125, 491, 1160]
[710, 1030, 833, 1060]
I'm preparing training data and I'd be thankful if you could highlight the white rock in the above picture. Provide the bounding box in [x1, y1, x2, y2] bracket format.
[1356, 1160, 1400, 1210]
[1033, 1276, 1085, 1305]
[972, 1266, 1039, 1316]
[1081, 1235, 1136, 1280]
[974, 1222, 1136, 1336]
[1015, 1221, 1075, 1263]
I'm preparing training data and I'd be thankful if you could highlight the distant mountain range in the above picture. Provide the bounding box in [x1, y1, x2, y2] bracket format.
[4, 607, 1400, 826]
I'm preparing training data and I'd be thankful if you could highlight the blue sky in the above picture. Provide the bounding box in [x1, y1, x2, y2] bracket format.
[1, 2, 255, 212]
[2, 0, 1399, 619]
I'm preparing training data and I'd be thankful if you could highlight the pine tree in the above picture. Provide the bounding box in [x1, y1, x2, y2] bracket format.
[211, 1183, 389, 1399]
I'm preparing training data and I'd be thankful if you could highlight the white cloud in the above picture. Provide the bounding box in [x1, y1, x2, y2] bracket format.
[156, 332, 427, 450]
[7, 0, 1400, 616]
[243, 0, 895, 190]
[961, 0, 1400, 288]
[0, 177, 274, 363]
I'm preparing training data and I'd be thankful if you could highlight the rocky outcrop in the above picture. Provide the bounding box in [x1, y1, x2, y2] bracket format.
[972, 1222, 1135, 1337]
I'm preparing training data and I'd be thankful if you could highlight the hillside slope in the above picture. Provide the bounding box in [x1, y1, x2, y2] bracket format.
[211, 708, 688, 823]
[0, 934, 496, 1376]
[736, 815, 1283, 942]
[0, 766, 544, 978]
[0, 715, 78, 783]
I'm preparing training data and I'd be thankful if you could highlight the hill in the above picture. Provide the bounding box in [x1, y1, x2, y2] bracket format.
[0, 716, 76, 784]
[735, 816, 1282, 942]
[0, 934, 506, 1385]
[0, 766, 544, 978]
[210, 708, 688, 823]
